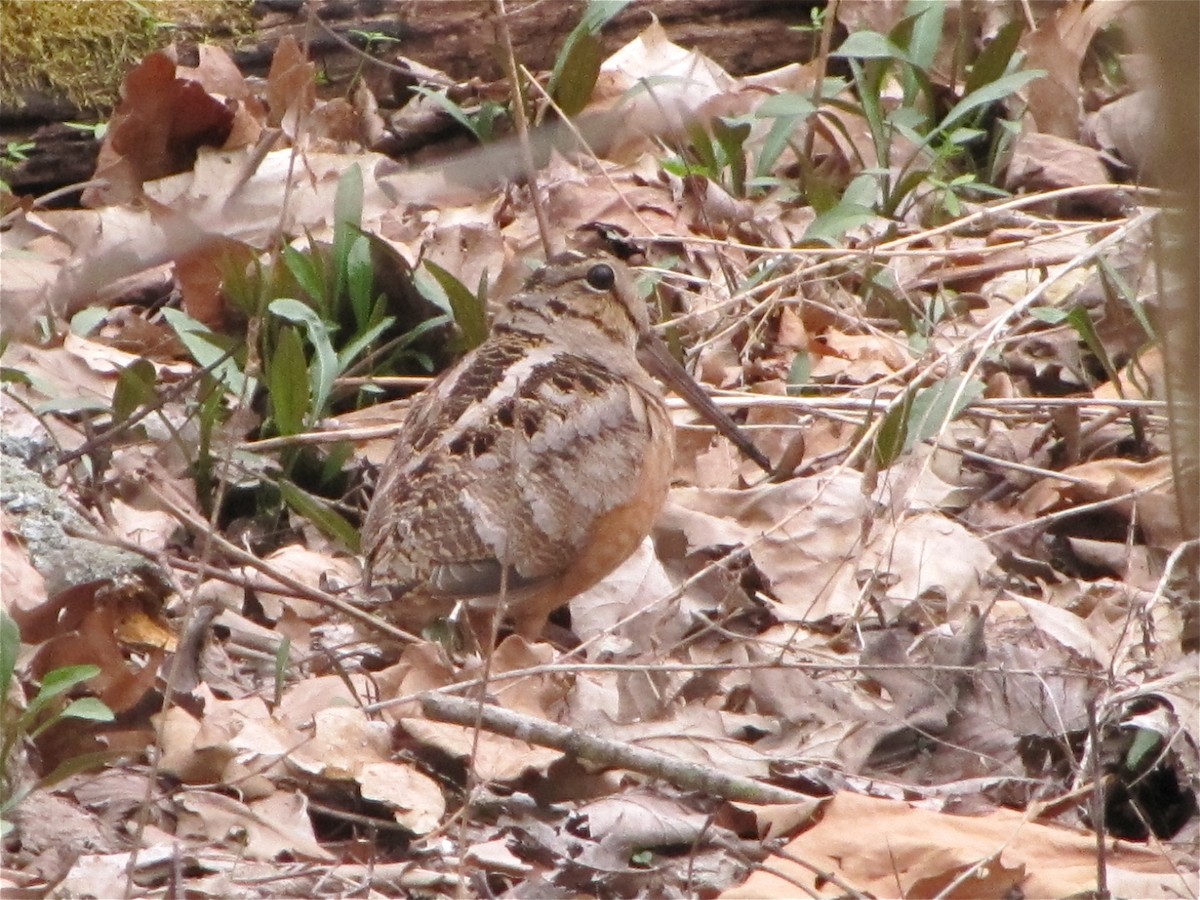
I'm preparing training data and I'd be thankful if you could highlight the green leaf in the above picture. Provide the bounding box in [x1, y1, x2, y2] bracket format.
[0, 367, 31, 388]
[885, 166, 933, 216]
[266, 324, 310, 436]
[470, 100, 505, 142]
[549, 0, 630, 115]
[111, 358, 157, 423]
[1124, 727, 1163, 772]
[31, 749, 128, 792]
[0, 612, 18, 706]
[278, 478, 361, 552]
[900, 2, 945, 71]
[57, 697, 115, 724]
[713, 116, 752, 196]
[833, 30, 909, 61]
[161, 308, 253, 398]
[69, 306, 107, 337]
[786, 351, 811, 397]
[577, 0, 630, 32]
[966, 20, 1024, 95]
[756, 92, 817, 119]
[1030, 307, 1069, 324]
[333, 164, 364, 302]
[801, 200, 877, 246]
[551, 30, 604, 117]
[685, 119, 721, 178]
[336, 316, 396, 373]
[33, 396, 112, 416]
[939, 69, 1045, 133]
[412, 87, 480, 138]
[947, 126, 986, 146]
[1063, 305, 1117, 390]
[1097, 255, 1156, 341]
[660, 157, 707, 179]
[282, 244, 325, 307]
[273, 635, 291, 707]
[422, 260, 489, 352]
[319, 440, 354, 485]
[25, 665, 101, 725]
[345, 234, 375, 331]
[269, 298, 339, 421]
[849, 59, 891, 168]
[873, 389, 915, 469]
[902, 376, 985, 453]
[755, 115, 798, 179]
[32, 664, 100, 699]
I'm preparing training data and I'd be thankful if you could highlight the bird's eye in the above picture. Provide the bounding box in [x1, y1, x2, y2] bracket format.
[585, 264, 616, 291]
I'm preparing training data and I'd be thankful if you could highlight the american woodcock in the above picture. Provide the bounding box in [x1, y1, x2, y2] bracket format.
[361, 251, 768, 640]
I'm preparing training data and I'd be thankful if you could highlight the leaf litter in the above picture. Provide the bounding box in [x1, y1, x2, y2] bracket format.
[0, 4, 1195, 898]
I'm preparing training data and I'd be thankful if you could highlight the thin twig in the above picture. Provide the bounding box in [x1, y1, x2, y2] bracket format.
[1087, 699, 1111, 900]
[420, 692, 813, 805]
[492, 0, 554, 258]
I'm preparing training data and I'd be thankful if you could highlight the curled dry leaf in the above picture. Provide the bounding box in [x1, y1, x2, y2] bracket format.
[156, 689, 289, 795]
[573, 789, 715, 871]
[357, 760, 445, 834]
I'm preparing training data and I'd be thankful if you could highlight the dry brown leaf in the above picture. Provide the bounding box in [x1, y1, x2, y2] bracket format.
[284, 703, 445, 833]
[376, 641, 563, 782]
[570, 537, 687, 655]
[1022, 0, 1133, 139]
[1, 510, 48, 617]
[265, 36, 315, 135]
[534, 154, 683, 248]
[357, 761, 445, 834]
[592, 19, 735, 159]
[164, 691, 291, 793]
[288, 706, 391, 781]
[1085, 89, 1157, 177]
[85, 51, 236, 207]
[276, 672, 372, 725]
[464, 838, 534, 876]
[52, 847, 184, 900]
[668, 473, 994, 623]
[242, 545, 361, 622]
[602, 707, 773, 780]
[176, 789, 333, 862]
[725, 791, 1189, 898]
[26, 580, 169, 715]
[807, 330, 912, 383]
[574, 790, 714, 870]
[1005, 131, 1111, 193]
[1018, 456, 1181, 551]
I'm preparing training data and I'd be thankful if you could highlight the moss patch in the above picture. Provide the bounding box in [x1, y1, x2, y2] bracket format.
[0, 0, 252, 115]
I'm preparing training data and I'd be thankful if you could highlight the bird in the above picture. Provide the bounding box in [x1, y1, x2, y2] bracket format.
[361, 250, 767, 641]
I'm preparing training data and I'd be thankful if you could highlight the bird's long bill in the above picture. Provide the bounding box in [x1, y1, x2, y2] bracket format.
[637, 333, 773, 474]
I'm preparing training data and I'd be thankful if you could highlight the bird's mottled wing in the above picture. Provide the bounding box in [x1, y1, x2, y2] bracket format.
[362, 346, 665, 600]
